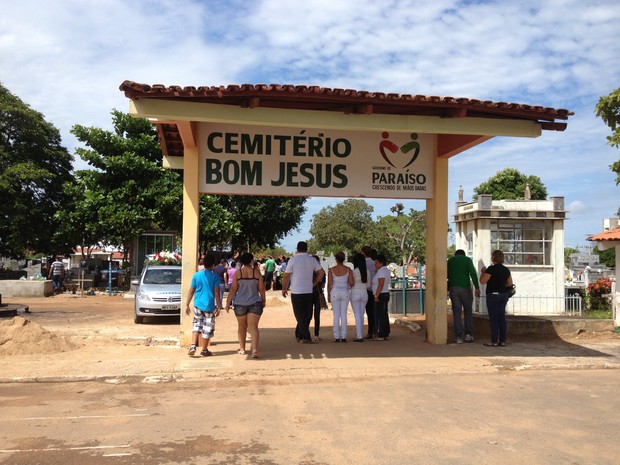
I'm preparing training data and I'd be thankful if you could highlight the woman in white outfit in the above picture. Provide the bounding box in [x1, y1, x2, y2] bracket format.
[350, 253, 370, 342]
[327, 251, 353, 342]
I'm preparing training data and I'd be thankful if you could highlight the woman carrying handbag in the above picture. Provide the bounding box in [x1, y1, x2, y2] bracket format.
[480, 250, 513, 347]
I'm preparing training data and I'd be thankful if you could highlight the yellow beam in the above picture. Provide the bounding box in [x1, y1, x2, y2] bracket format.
[162, 155, 184, 169]
[424, 142, 449, 344]
[129, 99, 543, 138]
[437, 134, 493, 159]
[179, 145, 200, 346]
[176, 121, 197, 148]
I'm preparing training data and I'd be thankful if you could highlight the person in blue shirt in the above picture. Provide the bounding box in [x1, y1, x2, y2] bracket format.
[185, 254, 223, 357]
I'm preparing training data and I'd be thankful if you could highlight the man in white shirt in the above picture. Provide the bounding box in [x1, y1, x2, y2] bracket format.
[282, 241, 325, 344]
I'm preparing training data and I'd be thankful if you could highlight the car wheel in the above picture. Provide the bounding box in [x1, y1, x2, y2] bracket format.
[134, 314, 144, 324]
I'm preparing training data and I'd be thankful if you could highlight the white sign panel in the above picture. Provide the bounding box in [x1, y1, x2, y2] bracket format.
[198, 123, 435, 198]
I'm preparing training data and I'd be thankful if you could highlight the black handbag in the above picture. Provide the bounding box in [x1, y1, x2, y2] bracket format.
[507, 284, 516, 298]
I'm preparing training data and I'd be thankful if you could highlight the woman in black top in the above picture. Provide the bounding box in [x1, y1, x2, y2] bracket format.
[480, 250, 513, 347]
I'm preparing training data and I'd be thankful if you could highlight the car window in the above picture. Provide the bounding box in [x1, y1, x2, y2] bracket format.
[143, 269, 182, 284]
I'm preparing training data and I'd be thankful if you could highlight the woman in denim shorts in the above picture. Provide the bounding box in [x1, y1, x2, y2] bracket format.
[225, 252, 266, 358]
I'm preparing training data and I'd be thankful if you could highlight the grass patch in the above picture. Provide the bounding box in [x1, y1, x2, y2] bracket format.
[583, 310, 613, 319]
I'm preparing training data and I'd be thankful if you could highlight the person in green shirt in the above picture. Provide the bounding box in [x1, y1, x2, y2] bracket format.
[447, 249, 480, 343]
[264, 256, 276, 291]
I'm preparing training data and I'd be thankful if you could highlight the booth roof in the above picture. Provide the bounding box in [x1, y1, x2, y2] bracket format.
[119, 81, 573, 157]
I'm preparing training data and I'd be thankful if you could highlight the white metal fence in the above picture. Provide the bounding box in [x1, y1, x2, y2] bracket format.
[475, 295, 583, 317]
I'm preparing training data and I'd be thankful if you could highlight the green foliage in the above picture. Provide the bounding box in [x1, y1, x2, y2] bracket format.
[59, 111, 306, 258]
[582, 309, 613, 319]
[198, 195, 241, 251]
[448, 243, 456, 256]
[253, 245, 289, 258]
[374, 204, 426, 265]
[564, 247, 578, 267]
[592, 247, 616, 269]
[199, 194, 306, 253]
[473, 168, 547, 200]
[595, 87, 620, 214]
[308, 199, 375, 255]
[0, 83, 74, 257]
[307, 200, 427, 264]
[56, 111, 183, 257]
[217, 195, 307, 252]
[595, 87, 620, 151]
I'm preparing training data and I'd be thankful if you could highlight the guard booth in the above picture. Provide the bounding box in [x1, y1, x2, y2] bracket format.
[120, 82, 572, 344]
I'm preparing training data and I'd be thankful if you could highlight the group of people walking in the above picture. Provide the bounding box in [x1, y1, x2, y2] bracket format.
[184, 242, 394, 359]
[184, 242, 513, 359]
[282, 242, 392, 344]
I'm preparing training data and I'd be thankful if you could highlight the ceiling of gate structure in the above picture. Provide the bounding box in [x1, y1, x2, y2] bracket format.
[120, 81, 573, 160]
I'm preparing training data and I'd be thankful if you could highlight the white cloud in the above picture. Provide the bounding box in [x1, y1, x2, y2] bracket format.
[568, 201, 588, 215]
[1, 0, 618, 251]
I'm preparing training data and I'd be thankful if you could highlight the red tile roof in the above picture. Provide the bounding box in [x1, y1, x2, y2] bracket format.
[119, 81, 573, 158]
[588, 228, 620, 242]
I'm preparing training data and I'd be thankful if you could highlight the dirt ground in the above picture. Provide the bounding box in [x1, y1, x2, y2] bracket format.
[3, 291, 392, 356]
[2, 293, 620, 465]
[2, 291, 619, 356]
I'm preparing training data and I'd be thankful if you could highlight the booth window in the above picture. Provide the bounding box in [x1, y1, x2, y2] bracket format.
[490, 221, 552, 265]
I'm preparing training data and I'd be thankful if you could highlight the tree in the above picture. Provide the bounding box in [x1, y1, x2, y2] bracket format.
[0, 83, 74, 258]
[53, 177, 106, 260]
[62, 111, 306, 261]
[473, 168, 547, 200]
[593, 247, 616, 269]
[198, 195, 241, 252]
[308, 199, 375, 255]
[374, 204, 426, 265]
[595, 87, 620, 215]
[59, 111, 183, 264]
[564, 247, 578, 267]
[218, 195, 307, 252]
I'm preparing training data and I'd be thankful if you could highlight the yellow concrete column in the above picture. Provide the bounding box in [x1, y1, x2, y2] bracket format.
[180, 145, 200, 345]
[615, 245, 620, 327]
[424, 149, 449, 344]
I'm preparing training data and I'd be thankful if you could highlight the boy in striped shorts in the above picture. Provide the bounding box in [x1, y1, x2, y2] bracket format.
[185, 254, 223, 356]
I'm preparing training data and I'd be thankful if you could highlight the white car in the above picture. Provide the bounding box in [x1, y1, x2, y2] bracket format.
[132, 265, 182, 324]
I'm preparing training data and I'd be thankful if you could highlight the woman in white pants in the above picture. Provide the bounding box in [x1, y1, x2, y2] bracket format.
[350, 253, 370, 342]
[327, 251, 353, 342]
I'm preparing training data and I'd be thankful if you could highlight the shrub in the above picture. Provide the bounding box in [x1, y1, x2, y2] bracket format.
[586, 277, 612, 312]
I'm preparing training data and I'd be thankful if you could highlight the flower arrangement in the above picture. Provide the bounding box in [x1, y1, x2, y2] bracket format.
[147, 251, 182, 266]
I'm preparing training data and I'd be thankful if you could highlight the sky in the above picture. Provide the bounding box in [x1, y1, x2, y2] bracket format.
[1, 0, 619, 253]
